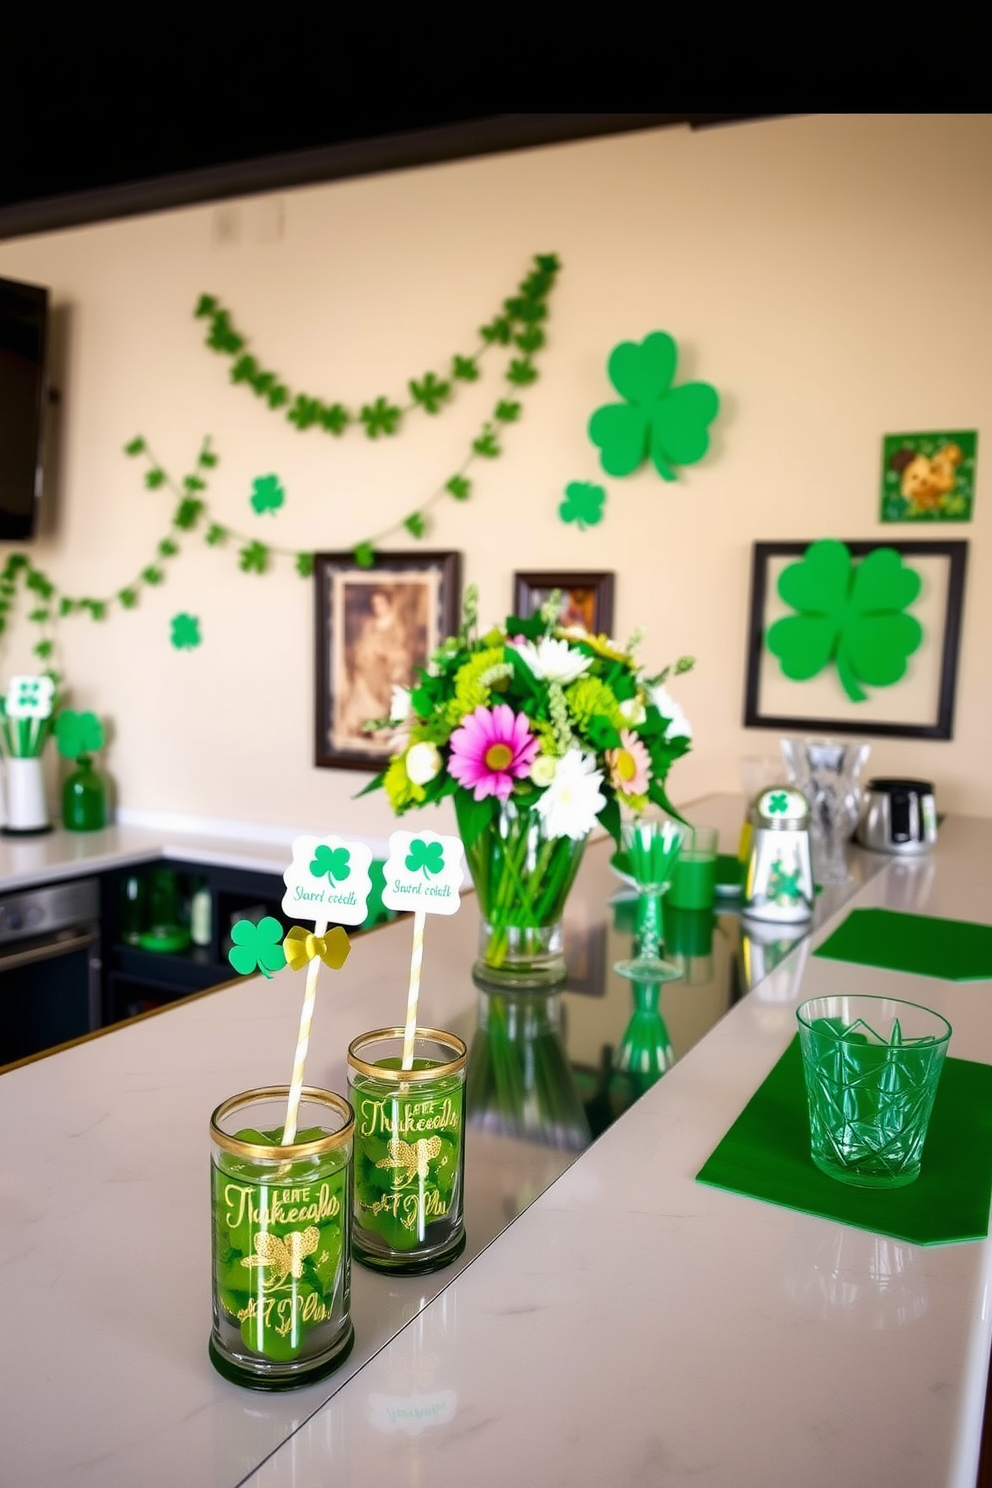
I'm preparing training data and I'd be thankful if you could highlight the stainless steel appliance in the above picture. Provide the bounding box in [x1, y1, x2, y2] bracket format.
[857, 778, 937, 856]
[0, 876, 101, 1065]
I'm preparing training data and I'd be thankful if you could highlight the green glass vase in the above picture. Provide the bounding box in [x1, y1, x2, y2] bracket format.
[62, 755, 107, 831]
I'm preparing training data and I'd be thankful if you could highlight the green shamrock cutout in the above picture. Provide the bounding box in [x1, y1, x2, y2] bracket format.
[560, 481, 606, 530]
[360, 397, 402, 438]
[769, 863, 801, 901]
[250, 474, 285, 515]
[228, 916, 287, 979]
[14, 679, 44, 709]
[406, 838, 444, 879]
[766, 540, 923, 703]
[55, 710, 104, 759]
[311, 844, 351, 885]
[588, 331, 720, 481]
[170, 613, 202, 650]
[767, 791, 789, 814]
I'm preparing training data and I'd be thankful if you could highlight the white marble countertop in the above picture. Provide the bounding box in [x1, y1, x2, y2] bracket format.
[0, 821, 310, 892]
[1, 803, 990, 1487]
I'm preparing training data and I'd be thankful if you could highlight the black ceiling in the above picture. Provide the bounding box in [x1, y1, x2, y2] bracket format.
[1, 98, 777, 240]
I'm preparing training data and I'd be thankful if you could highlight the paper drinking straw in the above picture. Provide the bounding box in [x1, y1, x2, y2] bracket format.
[401, 909, 427, 1070]
[282, 918, 327, 1145]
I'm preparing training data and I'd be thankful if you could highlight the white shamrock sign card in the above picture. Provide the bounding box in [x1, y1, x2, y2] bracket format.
[282, 835, 374, 926]
[381, 830, 465, 916]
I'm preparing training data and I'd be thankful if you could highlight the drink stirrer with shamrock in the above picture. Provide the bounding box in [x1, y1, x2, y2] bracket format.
[380, 829, 466, 1071]
[227, 834, 374, 1144]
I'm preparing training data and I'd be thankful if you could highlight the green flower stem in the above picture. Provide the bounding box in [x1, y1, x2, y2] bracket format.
[464, 804, 586, 971]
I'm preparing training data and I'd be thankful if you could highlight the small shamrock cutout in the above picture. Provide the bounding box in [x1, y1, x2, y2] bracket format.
[767, 791, 789, 815]
[409, 372, 451, 414]
[250, 474, 285, 515]
[6, 675, 55, 719]
[766, 540, 923, 703]
[228, 916, 287, 979]
[406, 838, 445, 879]
[55, 709, 104, 759]
[170, 613, 202, 650]
[559, 480, 606, 530]
[311, 844, 351, 885]
[360, 397, 402, 438]
[588, 331, 720, 481]
[769, 864, 802, 901]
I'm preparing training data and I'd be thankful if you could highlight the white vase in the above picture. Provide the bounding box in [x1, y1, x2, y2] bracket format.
[4, 756, 51, 834]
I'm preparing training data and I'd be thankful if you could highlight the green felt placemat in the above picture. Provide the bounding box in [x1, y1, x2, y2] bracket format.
[814, 907, 992, 981]
[695, 1037, 992, 1245]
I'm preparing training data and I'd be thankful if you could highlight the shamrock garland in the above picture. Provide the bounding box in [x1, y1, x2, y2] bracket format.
[0, 254, 562, 666]
[766, 539, 924, 702]
[195, 253, 557, 443]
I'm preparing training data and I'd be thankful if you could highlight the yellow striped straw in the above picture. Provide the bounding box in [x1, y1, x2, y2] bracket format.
[401, 909, 427, 1070]
[283, 917, 327, 1144]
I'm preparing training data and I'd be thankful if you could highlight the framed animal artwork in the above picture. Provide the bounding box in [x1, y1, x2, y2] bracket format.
[880, 431, 978, 523]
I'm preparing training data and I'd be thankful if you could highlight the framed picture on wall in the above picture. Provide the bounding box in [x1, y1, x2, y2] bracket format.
[743, 539, 968, 740]
[513, 571, 615, 636]
[314, 551, 461, 770]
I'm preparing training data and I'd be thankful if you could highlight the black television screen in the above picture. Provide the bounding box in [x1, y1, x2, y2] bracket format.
[0, 275, 48, 541]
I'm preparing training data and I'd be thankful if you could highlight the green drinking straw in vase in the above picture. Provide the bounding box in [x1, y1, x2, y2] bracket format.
[613, 818, 686, 984]
[624, 819, 685, 892]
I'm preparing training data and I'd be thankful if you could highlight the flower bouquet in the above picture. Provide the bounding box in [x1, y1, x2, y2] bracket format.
[363, 587, 694, 986]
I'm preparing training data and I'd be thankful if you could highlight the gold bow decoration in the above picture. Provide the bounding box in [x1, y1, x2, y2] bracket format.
[282, 924, 352, 972]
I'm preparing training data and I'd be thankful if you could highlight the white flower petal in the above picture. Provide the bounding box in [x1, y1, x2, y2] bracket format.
[649, 683, 693, 740]
[535, 748, 605, 840]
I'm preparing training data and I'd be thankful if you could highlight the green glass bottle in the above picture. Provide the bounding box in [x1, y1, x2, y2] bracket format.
[62, 754, 108, 831]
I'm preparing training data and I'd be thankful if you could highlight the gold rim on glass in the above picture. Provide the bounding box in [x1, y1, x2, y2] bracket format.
[210, 1085, 355, 1159]
[347, 1027, 468, 1082]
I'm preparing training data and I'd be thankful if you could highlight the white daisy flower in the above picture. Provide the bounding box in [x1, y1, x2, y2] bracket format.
[535, 748, 606, 840]
[512, 636, 593, 686]
[390, 685, 412, 723]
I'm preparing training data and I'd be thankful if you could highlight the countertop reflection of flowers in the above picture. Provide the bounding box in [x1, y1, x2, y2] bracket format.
[363, 585, 694, 849]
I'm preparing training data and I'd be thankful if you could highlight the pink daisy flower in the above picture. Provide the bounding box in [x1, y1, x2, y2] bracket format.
[605, 730, 652, 797]
[448, 704, 539, 802]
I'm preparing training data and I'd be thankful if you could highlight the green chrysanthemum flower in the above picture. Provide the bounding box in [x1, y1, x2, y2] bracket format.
[384, 755, 426, 812]
[451, 646, 508, 717]
[566, 676, 626, 734]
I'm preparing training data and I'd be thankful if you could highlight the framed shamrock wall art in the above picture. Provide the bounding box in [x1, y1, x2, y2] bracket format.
[513, 571, 615, 636]
[314, 551, 461, 770]
[743, 539, 968, 740]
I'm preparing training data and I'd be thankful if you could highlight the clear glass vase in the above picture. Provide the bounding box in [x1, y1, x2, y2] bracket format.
[781, 737, 871, 884]
[457, 796, 587, 988]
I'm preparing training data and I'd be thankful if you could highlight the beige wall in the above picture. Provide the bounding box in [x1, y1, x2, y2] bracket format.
[0, 113, 989, 837]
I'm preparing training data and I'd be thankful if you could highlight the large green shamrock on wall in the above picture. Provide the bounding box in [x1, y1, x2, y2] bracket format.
[588, 331, 720, 481]
[766, 540, 924, 702]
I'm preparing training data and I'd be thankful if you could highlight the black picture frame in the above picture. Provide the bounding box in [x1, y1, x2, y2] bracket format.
[513, 571, 615, 636]
[743, 539, 968, 740]
[314, 550, 461, 770]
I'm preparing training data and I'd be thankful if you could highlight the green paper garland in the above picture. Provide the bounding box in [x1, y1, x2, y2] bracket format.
[195, 254, 558, 442]
[0, 255, 562, 670]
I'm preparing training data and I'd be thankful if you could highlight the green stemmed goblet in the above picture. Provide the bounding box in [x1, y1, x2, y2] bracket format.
[613, 818, 686, 984]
